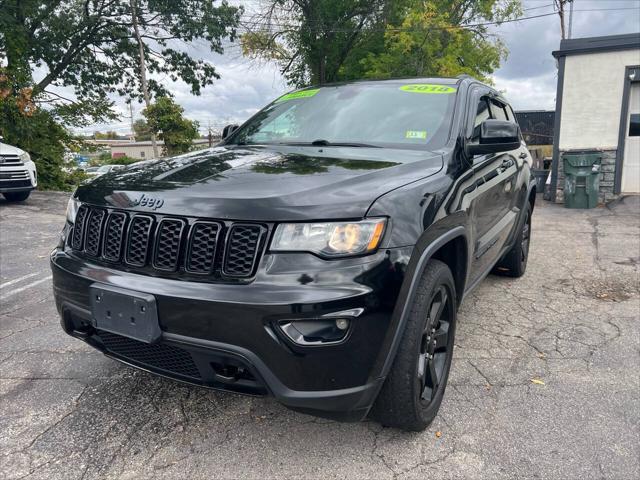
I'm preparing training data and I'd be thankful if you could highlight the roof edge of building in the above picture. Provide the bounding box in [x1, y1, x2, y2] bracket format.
[552, 32, 640, 59]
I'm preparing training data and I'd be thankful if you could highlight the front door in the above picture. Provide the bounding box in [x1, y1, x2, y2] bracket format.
[622, 82, 640, 194]
[468, 97, 519, 283]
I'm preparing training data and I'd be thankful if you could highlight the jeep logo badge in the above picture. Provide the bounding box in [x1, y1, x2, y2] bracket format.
[133, 193, 164, 210]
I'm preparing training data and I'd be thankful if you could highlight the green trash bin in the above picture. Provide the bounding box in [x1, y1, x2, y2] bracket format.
[562, 153, 602, 209]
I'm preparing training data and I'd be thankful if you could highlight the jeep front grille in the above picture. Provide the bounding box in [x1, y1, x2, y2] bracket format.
[69, 205, 267, 281]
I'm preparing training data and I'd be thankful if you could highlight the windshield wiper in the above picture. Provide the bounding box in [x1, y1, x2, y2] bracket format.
[279, 140, 382, 148]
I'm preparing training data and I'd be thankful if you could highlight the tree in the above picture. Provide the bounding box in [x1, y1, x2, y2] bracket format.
[0, 97, 84, 190]
[241, 0, 521, 87]
[143, 97, 199, 156]
[241, 0, 388, 87]
[133, 119, 153, 141]
[1, 0, 239, 187]
[0, 0, 242, 122]
[361, 0, 521, 82]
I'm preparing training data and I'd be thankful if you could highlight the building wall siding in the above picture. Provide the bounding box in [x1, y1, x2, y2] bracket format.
[559, 49, 640, 150]
[554, 48, 639, 204]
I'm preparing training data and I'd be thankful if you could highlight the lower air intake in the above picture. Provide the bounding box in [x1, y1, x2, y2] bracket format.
[98, 330, 201, 380]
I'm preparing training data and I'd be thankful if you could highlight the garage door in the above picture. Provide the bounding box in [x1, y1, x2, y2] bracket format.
[622, 82, 640, 193]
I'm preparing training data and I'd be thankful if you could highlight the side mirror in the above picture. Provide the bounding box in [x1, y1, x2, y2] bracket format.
[467, 119, 521, 156]
[222, 124, 239, 139]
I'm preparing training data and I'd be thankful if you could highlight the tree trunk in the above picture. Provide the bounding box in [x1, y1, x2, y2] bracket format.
[130, 0, 159, 158]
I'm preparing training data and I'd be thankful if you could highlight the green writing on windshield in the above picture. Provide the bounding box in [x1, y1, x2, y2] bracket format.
[400, 84, 457, 94]
[276, 89, 320, 102]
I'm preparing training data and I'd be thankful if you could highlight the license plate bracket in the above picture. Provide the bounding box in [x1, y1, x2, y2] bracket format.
[90, 284, 161, 344]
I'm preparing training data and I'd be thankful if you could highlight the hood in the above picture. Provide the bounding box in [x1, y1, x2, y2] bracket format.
[0, 142, 27, 156]
[75, 145, 443, 221]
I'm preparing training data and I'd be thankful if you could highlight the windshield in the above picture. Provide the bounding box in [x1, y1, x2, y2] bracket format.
[97, 166, 112, 172]
[228, 82, 457, 150]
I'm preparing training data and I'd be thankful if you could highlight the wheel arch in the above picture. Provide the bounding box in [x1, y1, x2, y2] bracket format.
[374, 224, 469, 381]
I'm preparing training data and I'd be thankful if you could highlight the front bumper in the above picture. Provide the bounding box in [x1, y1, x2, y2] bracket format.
[51, 244, 412, 420]
[0, 163, 37, 193]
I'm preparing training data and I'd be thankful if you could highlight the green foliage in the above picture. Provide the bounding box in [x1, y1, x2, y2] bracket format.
[0, 0, 240, 188]
[143, 97, 199, 156]
[133, 119, 153, 141]
[89, 152, 138, 166]
[0, 0, 241, 122]
[93, 131, 125, 140]
[361, 0, 520, 82]
[242, 0, 388, 87]
[242, 0, 521, 87]
[0, 98, 84, 191]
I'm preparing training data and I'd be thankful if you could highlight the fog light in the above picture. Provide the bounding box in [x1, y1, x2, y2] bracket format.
[335, 318, 350, 330]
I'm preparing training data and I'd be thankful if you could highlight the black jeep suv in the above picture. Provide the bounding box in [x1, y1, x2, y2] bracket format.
[51, 77, 535, 431]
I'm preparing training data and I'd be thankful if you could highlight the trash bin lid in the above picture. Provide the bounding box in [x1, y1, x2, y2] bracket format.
[563, 153, 602, 168]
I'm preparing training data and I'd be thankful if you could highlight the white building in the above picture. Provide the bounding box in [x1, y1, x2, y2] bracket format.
[110, 138, 218, 160]
[550, 33, 640, 203]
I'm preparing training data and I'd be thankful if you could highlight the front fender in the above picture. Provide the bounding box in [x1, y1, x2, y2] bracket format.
[367, 217, 469, 385]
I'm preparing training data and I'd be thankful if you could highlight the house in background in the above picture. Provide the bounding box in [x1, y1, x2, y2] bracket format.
[110, 138, 217, 160]
[550, 33, 640, 204]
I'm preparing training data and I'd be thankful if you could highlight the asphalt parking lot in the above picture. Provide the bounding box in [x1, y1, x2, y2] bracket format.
[1, 191, 638, 479]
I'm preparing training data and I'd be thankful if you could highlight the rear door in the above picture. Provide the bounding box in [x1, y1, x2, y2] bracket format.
[467, 95, 521, 283]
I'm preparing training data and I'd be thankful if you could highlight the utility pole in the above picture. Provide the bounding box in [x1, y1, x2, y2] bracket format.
[568, 0, 574, 39]
[130, 0, 159, 158]
[555, 0, 575, 40]
[128, 102, 135, 142]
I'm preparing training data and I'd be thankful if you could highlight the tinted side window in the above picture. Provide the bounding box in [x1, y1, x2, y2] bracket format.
[489, 99, 508, 121]
[472, 98, 491, 141]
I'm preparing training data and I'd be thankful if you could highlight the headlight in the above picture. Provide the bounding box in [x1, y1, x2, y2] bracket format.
[271, 218, 386, 257]
[19, 151, 31, 163]
[66, 196, 81, 224]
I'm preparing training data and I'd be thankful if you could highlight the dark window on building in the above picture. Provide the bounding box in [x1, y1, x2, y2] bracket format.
[140, 151, 146, 158]
[629, 114, 640, 137]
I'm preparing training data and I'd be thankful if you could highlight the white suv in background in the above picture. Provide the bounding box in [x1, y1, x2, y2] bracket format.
[0, 141, 37, 202]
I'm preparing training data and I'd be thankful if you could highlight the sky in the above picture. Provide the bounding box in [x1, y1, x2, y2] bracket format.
[69, 0, 640, 136]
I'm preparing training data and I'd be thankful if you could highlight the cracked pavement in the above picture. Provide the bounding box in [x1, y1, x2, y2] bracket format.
[1, 192, 639, 479]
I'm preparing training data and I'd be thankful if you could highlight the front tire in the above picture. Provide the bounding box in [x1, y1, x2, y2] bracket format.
[370, 259, 457, 431]
[3, 190, 31, 202]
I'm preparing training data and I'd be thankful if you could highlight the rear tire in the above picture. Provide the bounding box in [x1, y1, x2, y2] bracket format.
[3, 190, 31, 202]
[493, 202, 531, 278]
[370, 259, 457, 431]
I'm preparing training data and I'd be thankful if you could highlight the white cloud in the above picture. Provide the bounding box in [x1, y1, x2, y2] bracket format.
[493, 70, 558, 111]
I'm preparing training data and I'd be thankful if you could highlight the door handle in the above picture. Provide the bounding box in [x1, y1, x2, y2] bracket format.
[519, 152, 528, 159]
